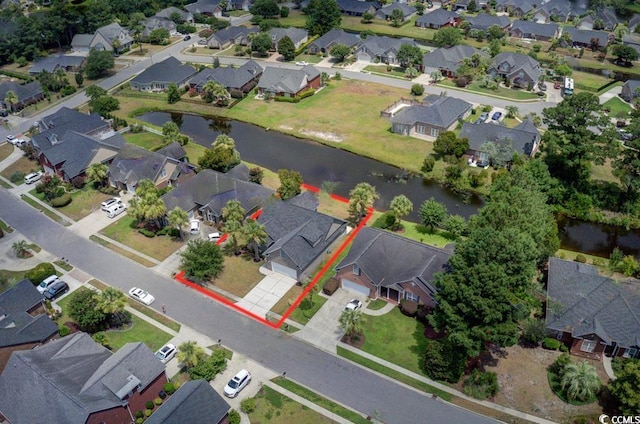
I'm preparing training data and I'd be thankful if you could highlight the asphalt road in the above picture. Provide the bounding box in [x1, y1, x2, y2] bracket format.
[0, 189, 497, 424]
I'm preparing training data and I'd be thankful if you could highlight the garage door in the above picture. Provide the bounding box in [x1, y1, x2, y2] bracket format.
[341, 279, 370, 297]
[357, 52, 371, 63]
[271, 262, 298, 280]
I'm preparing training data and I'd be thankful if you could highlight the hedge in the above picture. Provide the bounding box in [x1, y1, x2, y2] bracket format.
[138, 228, 156, 238]
[51, 193, 72, 207]
[25, 262, 56, 285]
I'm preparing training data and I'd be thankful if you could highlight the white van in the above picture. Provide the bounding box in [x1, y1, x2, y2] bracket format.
[24, 171, 42, 184]
[106, 203, 126, 218]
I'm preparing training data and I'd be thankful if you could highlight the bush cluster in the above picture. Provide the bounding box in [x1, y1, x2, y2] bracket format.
[542, 337, 568, 352]
[138, 228, 156, 238]
[240, 398, 256, 413]
[51, 193, 72, 208]
[25, 262, 56, 285]
[463, 369, 499, 400]
[163, 382, 177, 395]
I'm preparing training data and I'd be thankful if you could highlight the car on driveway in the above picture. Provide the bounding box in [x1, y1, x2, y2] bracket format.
[155, 343, 177, 363]
[479, 112, 489, 122]
[208, 232, 222, 241]
[43, 280, 69, 300]
[37, 274, 61, 294]
[224, 369, 251, 398]
[101, 197, 122, 211]
[128, 287, 155, 305]
[6, 135, 15, 143]
[554, 81, 561, 89]
[190, 220, 201, 234]
[491, 111, 502, 121]
[344, 299, 362, 312]
[538, 83, 547, 91]
[295, 61, 309, 66]
[24, 171, 42, 185]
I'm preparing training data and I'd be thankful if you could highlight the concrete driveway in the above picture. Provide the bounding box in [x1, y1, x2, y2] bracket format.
[235, 269, 297, 318]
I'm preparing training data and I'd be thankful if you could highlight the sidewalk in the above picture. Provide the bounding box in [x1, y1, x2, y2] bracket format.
[0, 144, 22, 172]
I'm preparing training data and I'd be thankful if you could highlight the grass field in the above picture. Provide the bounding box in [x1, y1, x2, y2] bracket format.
[22, 195, 68, 225]
[210, 253, 264, 297]
[123, 131, 166, 150]
[248, 385, 336, 424]
[0, 143, 13, 161]
[439, 79, 539, 100]
[95, 314, 173, 352]
[0, 156, 40, 184]
[57, 188, 112, 221]
[369, 211, 454, 248]
[603, 96, 633, 117]
[100, 216, 183, 261]
[90, 235, 158, 267]
[271, 284, 328, 324]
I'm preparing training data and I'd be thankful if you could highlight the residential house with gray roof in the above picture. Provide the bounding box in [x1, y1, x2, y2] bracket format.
[376, 2, 417, 21]
[562, 27, 610, 49]
[533, 0, 573, 22]
[130, 56, 197, 92]
[459, 119, 540, 165]
[630, 14, 640, 33]
[388, 95, 472, 139]
[156, 142, 188, 162]
[108, 143, 196, 192]
[579, 7, 618, 31]
[190, 60, 263, 95]
[335, 227, 451, 306]
[620, 79, 640, 103]
[422, 45, 488, 77]
[71, 22, 133, 54]
[336, 0, 379, 16]
[140, 16, 178, 38]
[145, 380, 230, 424]
[161, 168, 274, 222]
[415, 8, 459, 29]
[0, 332, 168, 424]
[258, 201, 348, 280]
[546, 257, 640, 360]
[155, 6, 194, 22]
[28, 54, 85, 76]
[269, 27, 309, 50]
[257, 65, 321, 97]
[185, 0, 224, 16]
[0, 279, 58, 374]
[622, 33, 640, 57]
[509, 20, 559, 41]
[465, 13, 512, 32]
[31, 107, 111, 154]
[0, 80, 44, 112]
[489, 51, 541, 89]
[494, 0, 533, 17]
[307, 29, 361, 55]
[355, 36, 417, 64]
[206, 26, 258, 49]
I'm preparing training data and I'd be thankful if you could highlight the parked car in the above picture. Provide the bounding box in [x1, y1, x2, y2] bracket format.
[554, 81, 561, 89]
[208, 232, 222, 242]
[14, 138, 26, 147]
[43, 280, 69, 300]
[0, 109, 8, 117]
[618, 129, 634, 141]
[128, 287, 155, 305]
[183, 35, 191, 41]
[295, 61, 309, 66]
[155, 343, 177, 364]
[198, 38, 207, 45]
[101, 197, 122, 211]
[344, 299, 363, 312]
[474, 118, 485, 125]
[6, 135, 14, 143]
[190, 220, 201, 234]
[479, 112, 489, 122]
[539, 83, 547, 91]
[37, 274, 61, 294]
[24, 171, 42, 185]
[224, 369, 252, 398]
[491, 112, 502, 121]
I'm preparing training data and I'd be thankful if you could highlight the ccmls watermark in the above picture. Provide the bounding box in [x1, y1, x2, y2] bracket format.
[599, 414, 640, 424]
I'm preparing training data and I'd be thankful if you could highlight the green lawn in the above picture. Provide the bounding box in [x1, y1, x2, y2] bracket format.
[439, 79, 539, 101]
[364, 65, 410, 79]
[0, 218, 13, 233]
[183, 142, 207, 164]
[210, 253, 264, 297]
[95, 315, 173, 352]
[271, 285, 328, 325]
[369, 212, 454, 248]
[90, 235, 158, 267]
[603, 96, 633, 117]
[57, 187, 113, 221]
[295, 54, 323, 64]
[21, 195, 68, 225]
[0, 268, 38, 292]
[572, 70, 613, 93]
[247, 385, 336, 424]
[366, 299, 387, 310]
[123, 131, 166, 150]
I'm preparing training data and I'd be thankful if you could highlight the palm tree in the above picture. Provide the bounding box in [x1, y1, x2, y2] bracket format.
[223, 219, 243, 255]
[202, 80, 230, 106]
[222, 199, 245, 225]
[389, 195, 413, 229]
[143, 195, 166, 228]
[348, 182, 379, 224]
[86, 163, 109, 188]
[339, 309, 363, 341]
[560, 361, 601, 402]
[177, 340, 205, 369]
[242, 219, 268, 262]
[505, 105, 519, 119]
[94, 287, 128, 324]
[167, 207, 189, 240]
[4, 90, 18, 112]
[12, 240, 29, 258]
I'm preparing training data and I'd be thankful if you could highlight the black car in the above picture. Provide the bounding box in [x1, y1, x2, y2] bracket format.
[44, 281, 69, 300]
[0, 109, 7, 117]
[183, 35, 191, 41]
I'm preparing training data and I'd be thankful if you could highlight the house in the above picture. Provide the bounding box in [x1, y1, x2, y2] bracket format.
[415, 8, 459, 29]
[335, 227, 451, 306]
[422, 45, 488, 77]
[354, 36, 417, 64]
[0, 332, 168, 424]
[376, 3, 417, 21]
[108, 143, 196, 193]
[258, 201, 348, 280]
[494, 0, 533, 17]
[465, 13, 512, 32]
[141, 16, 178, 38]
[509, 20, 559, 41]
[257, 65, 321, 97]
[307, 29, 361, 55]
[620, 80, 640, 103]
[388, 95, 472, 138]
[31, 107, 110, 154]
[546, 257, 640, 360]
[160, 169, 274, 222]
[0, 279, 58, 374]
[155, 6, 194, 23]
[534, 0, 572, 22]
[206, 26, 258, 49]
[629, 14, 640, 33]
[336, 0, 378, 16]
[622, 34, 640, 58]
[561, 27, 610, 49]
[579, 7, 618, 31]
[28, 54, 86, 76]
[130, 56, 197, 92]
[269, 27, 309, 50]
[71, 22, 134, 54]
[156, 142, 188, 163]
[190, 60, 263, 94]
[185, 0, 224, 16]
[459, 119, 540, 165]
[488, 52, 541, 89]
[39, 131, 125, 182]
[145, 380, 231, 424]
[0, 80, 44, 112]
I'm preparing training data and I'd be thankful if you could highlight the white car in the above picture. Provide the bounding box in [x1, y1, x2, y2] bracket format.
[37, 274, 61, 294]
[101, 197, 122, 211]
[224, 369, 252, 398]
[208, 232, 222, 242]
[14, 138, 26, 147]
[190, 220, 201, 234]
[155, 343, 177, 364]
[344, 299, 363, 312]
[295, 61, 309, 66]
[6, 135, 15, 143]
[128, 287, 155, 305]
[24, 171, 42, 185]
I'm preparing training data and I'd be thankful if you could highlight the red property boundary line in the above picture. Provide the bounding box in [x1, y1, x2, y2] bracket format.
[175, 184, 373, 329]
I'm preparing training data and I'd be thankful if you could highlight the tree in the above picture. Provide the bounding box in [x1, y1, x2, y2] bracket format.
[277, 169, 303, 200]
[554, 63, 573, 77]
[390, 9, 404, 27]
[4, 90, 17, 112]
[612, 44, 639, 65]
[361, 11, 374, 23]
[223, 219, 244, 255]
[128, 180, 166, 226]
[90, 95, 119, 116]
[201, 80, 230, 106]
[444, 214, 466, 240]
[75, 72, 84, 87]
[12, 240, 29, 258]
[420, 197, 447, 232]
[249, 167, 264, 184]
[339, 309, 363, 341]
[487, 25, 505, 41]
[433, 131, 469, 158]
[277, 35, 296, 61]
[609, 358, 640, 415]
[162, 121, 181, 144]
[222, 199, 245, 225]
[560, 361, 601, 402]
[305, 0, 341, 36]
[177, 340, 206, 369]
[347, 182, 379, 223]
[433, 26, 462, 47]
[389, 195, 413, 228]
[330, 44, 351, 62]
[148, 28, 170, 44]
[166, 83, 181, 104]
[180, 239, 225, 281]
[86, 163, 108, 188]
[85, 85, 107, 101]
[94, 287, 128, 324]
[467, 0, 477, 12]
[242, 219, 268, 261]
[250, 0, 280, 18]
[84, 49, 115, 79]
[505, 105, 518, 118]
[396, 44, 422, 67]
[167, 207, 189, 240]
[251, 32, 273, 56]
[489, 38, 501, 57]
[188, 348, 228, 381]
[69, 289, 107, 333]
[198, 134, 241, 172]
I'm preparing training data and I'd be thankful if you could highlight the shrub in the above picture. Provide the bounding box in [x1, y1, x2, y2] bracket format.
[421, 156, 435, 173]
[463, 369, 499, 400]
[154, 397, 162, 406]
[411, 83, 425, 96]
[25, 262, 56, 285]
[240, 398, 256, 414]
[9, 171, 25, 183]
[456, 76, 468, 87]
[575, 254, 587, 263]
[145, 401, 154, 410]
[144, 409, 152, 417]
[560, 344, 568, 352]
[400, 300, 418, 317]
[135, 410, 144, 419]
[592, 257, 606, 267]
[168, 228, 180, 238]
[60, 85, 77, 96]
[58, 324, 70, 337]
[543, 337, 561, 350]
[138, 228, 156, 238]
[228, 409, 241, 424]
[163, 382, 176, 395]
[51, 193, 72, 207]
[230, 88, 243, 98]
[71, 175, 85, 189]
[188, 350, 228, 381]
[136, 419, 143, 424]
[549, 352, 571, 376]
[322, 278, 339, 295]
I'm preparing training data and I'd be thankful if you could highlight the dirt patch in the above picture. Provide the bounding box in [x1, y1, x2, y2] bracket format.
[477, 345, 608, 422]
[299, 129, 343, 142]
[279, 125, 293, 131]
[341, 333, 365, 349]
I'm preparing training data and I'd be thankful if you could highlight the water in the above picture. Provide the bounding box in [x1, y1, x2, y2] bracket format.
[558, 217, 640, 258]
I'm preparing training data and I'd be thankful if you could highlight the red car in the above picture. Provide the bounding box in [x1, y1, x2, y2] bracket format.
[554, 82, 561, 89]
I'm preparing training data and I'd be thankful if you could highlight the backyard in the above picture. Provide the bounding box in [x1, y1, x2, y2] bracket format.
[602, 96, 633, 117]
[369, 211, 454, 249]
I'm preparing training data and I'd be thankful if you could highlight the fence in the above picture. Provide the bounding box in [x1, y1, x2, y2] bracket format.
[380, 98, 422, 118]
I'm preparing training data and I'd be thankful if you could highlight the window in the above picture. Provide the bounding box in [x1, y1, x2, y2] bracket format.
[623, 348, 638, 359]
[353, 264, 360, 276]
[160, 168, 167, 178]
[404, 292, 419, 302]
[430, 127, 439, 137]
[416, 124, 426, 134]
[580, 339, 596, 353]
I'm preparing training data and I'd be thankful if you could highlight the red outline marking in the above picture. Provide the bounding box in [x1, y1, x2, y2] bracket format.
[174, 184, 373, 329]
